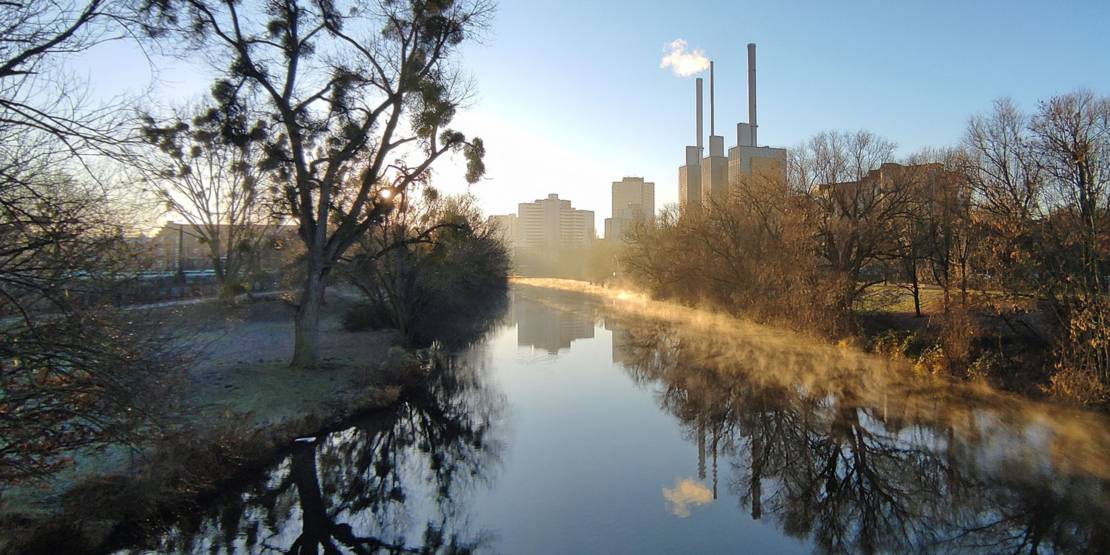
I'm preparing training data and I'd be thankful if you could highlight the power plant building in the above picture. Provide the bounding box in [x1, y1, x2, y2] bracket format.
[700, 62, 729, 205]
[678, 77, 704, 210]
[679, 43, 786, 212]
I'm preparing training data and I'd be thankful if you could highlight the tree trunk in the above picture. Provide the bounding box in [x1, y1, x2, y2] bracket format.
[292, 257, 326, 368]
[911, 269, 922, 318]
[906, 249, 923, 318]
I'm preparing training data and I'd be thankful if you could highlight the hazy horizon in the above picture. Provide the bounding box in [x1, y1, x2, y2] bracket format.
[78, 0, 1110, 234]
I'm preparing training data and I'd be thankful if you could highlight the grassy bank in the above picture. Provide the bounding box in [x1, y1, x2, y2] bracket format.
[852, 284, 1073, 401]
[0, 294, 419, 554]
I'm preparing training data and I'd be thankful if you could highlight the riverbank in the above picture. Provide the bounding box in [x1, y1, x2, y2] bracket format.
[0, 293, 416, 554]
[511, 277, 1104, 409]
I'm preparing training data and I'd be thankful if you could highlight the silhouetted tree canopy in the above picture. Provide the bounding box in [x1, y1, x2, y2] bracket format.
[139, 0, 494, 366]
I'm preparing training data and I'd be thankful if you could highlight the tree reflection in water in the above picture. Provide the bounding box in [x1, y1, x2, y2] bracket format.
[128, 351, 504, 555]
[614, 320, 1110, 554]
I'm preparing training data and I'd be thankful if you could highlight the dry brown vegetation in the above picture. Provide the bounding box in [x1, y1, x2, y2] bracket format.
[621, 91, 1110, 407]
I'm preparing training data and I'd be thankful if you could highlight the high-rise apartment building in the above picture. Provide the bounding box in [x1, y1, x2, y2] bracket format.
[487, 213, 519, 248]
[605, 177, 655, 241]
[612, 177, 655, 222]
[517, 194, 595, 250]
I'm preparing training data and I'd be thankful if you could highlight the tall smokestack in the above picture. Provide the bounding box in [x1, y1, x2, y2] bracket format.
[695, 77, 703, 149]
[709, 61, 716, 136]
[747, 43, 757, 146]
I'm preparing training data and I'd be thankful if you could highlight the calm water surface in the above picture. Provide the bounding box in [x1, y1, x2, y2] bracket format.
[119, 286, 1110, 554]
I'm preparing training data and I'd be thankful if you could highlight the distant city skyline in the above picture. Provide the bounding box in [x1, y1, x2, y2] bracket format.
[75, 1, 1110, 234]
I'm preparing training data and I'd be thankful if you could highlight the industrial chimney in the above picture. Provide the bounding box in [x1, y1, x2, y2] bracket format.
[709, 61, 716, 137]
[695, 77, 703, 150]
[747, 43, 757, 147]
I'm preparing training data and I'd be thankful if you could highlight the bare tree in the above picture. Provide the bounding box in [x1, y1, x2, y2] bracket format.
[0, 1, 143, 159]
[1029, 91, 1110, 386]
[621, 205, 695, 301]
[1030, 91, 1110, 298]
[144, 0, 491, 367]
[139, 103, 277, 296]
[904, 149, 975, 312]
[0, 157, 185, 482]
[963, 91, 1110, 392]
[0, 1, 187, 482]
[959, 98, 1050, 349]
[964, 98, 1044, 225]
[962, 98, 1045, 301]
[796, 130, 902, 316]
[882, 165, 930, 318]
[622, 164, 830, 331]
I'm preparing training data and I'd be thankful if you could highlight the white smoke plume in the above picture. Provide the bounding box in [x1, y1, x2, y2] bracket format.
[659, 39, 710, 77]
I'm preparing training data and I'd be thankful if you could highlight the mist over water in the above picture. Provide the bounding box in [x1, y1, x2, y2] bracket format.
[115, 284, 1110, 554]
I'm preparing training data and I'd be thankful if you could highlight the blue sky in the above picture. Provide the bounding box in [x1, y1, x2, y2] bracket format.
[81, 0, 1110, 231]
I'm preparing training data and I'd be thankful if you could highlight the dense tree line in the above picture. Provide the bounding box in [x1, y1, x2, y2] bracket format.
[622, 91, 1110, 404]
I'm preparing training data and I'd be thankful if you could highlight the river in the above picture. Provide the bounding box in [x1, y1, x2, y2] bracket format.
[115, 283, 1110, 554]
